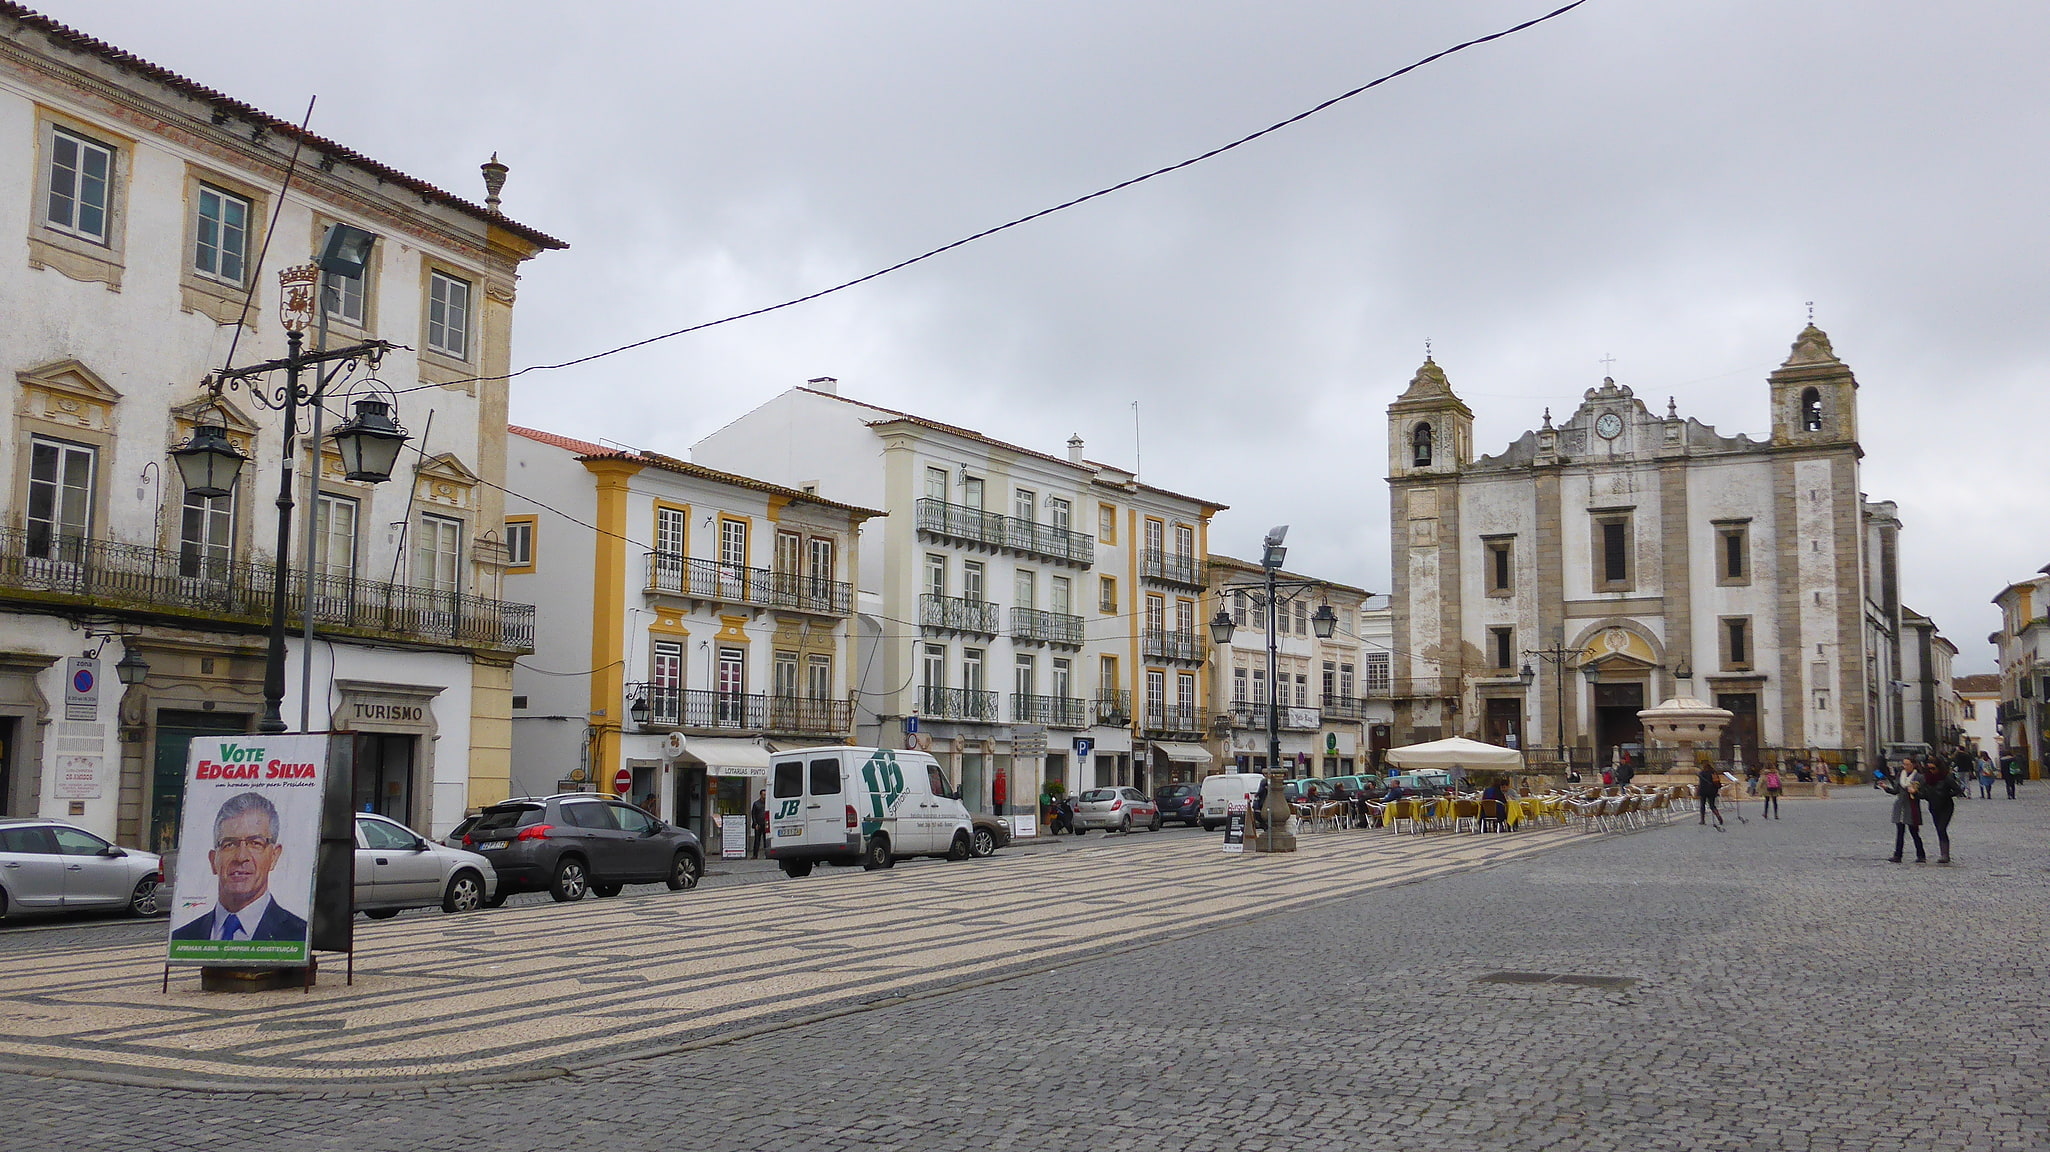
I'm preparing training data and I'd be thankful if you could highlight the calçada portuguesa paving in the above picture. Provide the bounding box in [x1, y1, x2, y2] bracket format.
[4, 788, 2046, 1151]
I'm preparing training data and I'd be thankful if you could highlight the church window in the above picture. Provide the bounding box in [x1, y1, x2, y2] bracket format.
[1800, 388, 1823, 432]
[1592, 511, 1633, 592]
[1484, 536, 1514, 596]
[1722, 617, 1752, 669]
[1489, 626, 1515, 671]
[1412, 423, 1433, 467]
[1715, 521, 1751, 586]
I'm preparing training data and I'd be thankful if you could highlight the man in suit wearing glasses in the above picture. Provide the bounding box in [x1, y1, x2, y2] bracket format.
[171, 791, 308, 942]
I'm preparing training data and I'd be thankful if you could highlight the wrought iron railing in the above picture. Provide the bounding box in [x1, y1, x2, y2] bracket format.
[920, 593, 999, 634]
[1320, 694, 1367, 721]
[1223, 702, 1322, 731]
[626, 686, 853, 736]
[915, 498, 1093, 565]
[644, 552, 850, 615]
[1141, 548, 1203, 587]
[1142, 628, 1205, 662]
[0, 527, 533, 651]
[1010, 607, 1083, 646]
[917, 684, 1000, 722]
[1011, 693, 1089, 728]
[1095, 690, 1131, 726]
[1141, 704, 1207, 734]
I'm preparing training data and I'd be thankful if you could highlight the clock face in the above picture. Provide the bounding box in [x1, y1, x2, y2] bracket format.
[1595, 412, 1624, 440]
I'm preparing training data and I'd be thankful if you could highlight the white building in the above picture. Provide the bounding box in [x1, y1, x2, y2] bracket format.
[1954, 673, 2000, 755]
[0, 7, 561, 846]
[1203, 555, 1383, 777]
[693, 379, 1226, 809]
[1991, 567, 2049, 777]
[1384, 325, 1914, 776]
[505, 426, 878, 843]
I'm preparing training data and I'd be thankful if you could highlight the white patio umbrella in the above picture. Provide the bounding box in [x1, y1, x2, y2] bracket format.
[1383, 736, 1525, 771]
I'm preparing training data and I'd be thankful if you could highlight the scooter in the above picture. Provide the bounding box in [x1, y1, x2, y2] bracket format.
[1047, 798, 1078, 836]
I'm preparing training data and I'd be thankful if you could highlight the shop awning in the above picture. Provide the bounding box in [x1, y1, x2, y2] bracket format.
[674, 736, 773, 778]
[1150, 741, 1214, 765]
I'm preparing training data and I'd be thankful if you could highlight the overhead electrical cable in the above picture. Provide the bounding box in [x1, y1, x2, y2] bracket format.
[390, 1, 1590, 397]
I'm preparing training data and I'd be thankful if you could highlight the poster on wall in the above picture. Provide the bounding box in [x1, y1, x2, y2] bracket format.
[166, 734, 327, 967]
[721, 813, 748, 859]
[52, 755, 102, 799]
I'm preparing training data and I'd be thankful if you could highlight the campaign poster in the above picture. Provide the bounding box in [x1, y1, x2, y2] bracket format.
[166, 734, 327, 966]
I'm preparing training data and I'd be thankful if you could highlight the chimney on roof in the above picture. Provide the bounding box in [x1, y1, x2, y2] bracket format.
[481, 153, 508, 213]
[807, 376, 838, 395]
[1067, 434, 1084, 463]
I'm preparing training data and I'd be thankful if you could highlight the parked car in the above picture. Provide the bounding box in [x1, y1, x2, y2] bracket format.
[354, 813, 497, 919]
[439, 814, 479, 849]
[1153, 783, 1203, 826]
[1071, 787, 1162, 834]
[969, 813, 1012, 857]
[0, 817, 163, 919]
[462, 794, 705, 903]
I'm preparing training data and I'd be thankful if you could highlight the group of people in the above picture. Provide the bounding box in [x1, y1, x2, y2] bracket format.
[1882, 754, 1972, 864]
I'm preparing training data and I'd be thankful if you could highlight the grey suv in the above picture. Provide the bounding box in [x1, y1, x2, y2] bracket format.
[462, 795, 703, 904]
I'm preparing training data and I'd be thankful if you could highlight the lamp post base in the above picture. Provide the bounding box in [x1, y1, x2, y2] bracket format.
[1250, 788, 1297, 853]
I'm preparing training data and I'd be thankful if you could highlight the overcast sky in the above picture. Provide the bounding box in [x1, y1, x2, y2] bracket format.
[46, 0, 2044, 672]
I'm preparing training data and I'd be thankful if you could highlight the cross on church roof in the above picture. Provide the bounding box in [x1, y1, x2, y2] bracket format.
[1598, 353, 1617, 373]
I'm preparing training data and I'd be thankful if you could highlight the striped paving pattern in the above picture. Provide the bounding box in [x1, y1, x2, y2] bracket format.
[3, 825, 1593, 1087]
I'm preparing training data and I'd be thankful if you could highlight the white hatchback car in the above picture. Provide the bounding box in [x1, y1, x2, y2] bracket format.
[1071, 787, 1163, 834]
[0, 817, 163, 919]
[354, 813, 497, 918]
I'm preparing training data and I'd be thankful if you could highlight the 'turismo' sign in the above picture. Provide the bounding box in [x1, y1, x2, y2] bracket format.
[352, 701, 425, 723]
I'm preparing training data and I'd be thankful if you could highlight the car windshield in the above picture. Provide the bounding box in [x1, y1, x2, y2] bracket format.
[1078, 789, 1116, 802]
[1161, 785, 1197, 798]
[471, 805, 543, 834]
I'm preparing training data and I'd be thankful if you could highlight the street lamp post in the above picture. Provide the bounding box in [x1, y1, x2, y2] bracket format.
[1207, 526, 1340, 853]
[1522, 636, 1587, 780]
[172, 225, 405, 735]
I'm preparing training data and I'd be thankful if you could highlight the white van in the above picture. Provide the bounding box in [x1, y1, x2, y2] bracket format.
[1198, 772, 1267, 831]
[766, 746, 974, 878]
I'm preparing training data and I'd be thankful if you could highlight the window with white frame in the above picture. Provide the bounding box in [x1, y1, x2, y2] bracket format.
[426, 270, 472, 360]
[1014, 488, 1035, 523]
[1145, 669, 1166, 718]
[774, 529, 803, 575]
[413, 513, 463, 592]
[1173, 522, 1194, 558]
[719, 517, 749, 572]
[925, 553, 947, 598]
[1366, 652, 1391, 694]
[807, 537, 835, 586]
[925, 466, 949, 501]
[1014, 568, 1036, 610]
[323, 263, 366, 325]
[1177, 671, 1196, 713]
[1052, 657, 1072, 700]
[1233, 666, 1248, 703]
[178, 488, 234, 581]
[27, 436, 95, 561]
[315, 493, 358, 580]
[922, 643, 947, 690]
[503, 517, 533, 569]
[1015, 653, 1036, 699]
[806, 654, 832, 699]
[962, 560, 984, 603]
[1049, 497, 1071, 534]
[45, 127, 112, 242]
[1144, 593, 1165, 633]
[193, 185, 250, 285]
[1050, 575, 1071, 616]
[774, 651, 799, 698]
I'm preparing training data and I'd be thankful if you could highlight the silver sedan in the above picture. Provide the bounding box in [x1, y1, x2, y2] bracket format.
[354, 814, 497, 918]
[0, 817, 163, 919]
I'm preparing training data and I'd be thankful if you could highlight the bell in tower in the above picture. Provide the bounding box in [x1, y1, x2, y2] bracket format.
[1386, 355, 1474, 479]
[1769, 323, 1860, 448]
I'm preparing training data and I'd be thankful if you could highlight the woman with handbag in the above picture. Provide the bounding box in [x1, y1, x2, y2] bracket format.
[1885, 760, 1926, 863]
[1922, 760, 1962, 864]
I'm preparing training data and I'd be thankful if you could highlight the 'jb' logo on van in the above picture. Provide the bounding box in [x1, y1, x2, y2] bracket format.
[861, 750, 906, 819]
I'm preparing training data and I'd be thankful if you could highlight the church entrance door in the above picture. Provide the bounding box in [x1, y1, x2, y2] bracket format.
[1592, 682, 1645, 770]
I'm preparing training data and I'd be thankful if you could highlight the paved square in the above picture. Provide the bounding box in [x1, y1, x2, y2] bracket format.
[6, 789, 2045, 1152]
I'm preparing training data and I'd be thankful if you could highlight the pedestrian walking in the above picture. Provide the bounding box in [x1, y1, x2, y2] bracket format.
[1977, 752, 1996, 800]
[1697, 765, 1724, 830]
[1760, 764, 1783, 820]
[2001, 752, 2023, 799]
[747, 791, 767, 859]
[1923, 761, 1963, 864]
[1885, 759, 1926, 863]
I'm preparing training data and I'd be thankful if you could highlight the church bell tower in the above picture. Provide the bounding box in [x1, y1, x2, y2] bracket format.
[1769, 324, 1860, 449]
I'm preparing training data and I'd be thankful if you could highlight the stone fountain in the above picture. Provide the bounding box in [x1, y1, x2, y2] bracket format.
[1636, 695, 1734, 775]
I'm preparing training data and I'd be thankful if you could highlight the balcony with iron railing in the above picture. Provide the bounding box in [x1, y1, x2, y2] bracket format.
[915, 498, 1094, 566]
[626, 686, 853, 736]
[1140, 703, 1208, 735]
[917, 684, 1000, 722]
[1320, 693, 1368, 721]
[1141, 628, 1205, 663]
[1011, 693, 1090, 728]
[1095, 690, 1132, 727]
[1010, 606, 1084, 646]
[644, 552, 851, 616]
[0, 527, 534, 652]
[1140, 548, 1203, 588]
[1223, 702, 1323, 731]
[920, 593, 1000, 635]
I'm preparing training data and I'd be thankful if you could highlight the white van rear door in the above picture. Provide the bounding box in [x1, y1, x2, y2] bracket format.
[770, 759, 807, 848]
[804, 756, 847, 846]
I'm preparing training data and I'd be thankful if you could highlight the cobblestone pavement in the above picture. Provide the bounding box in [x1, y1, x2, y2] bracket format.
[0, 818, 1570, 1084]
[8, 788, 2046, 1151]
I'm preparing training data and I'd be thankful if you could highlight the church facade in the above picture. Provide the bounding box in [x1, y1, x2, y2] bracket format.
[1385, 325, 1901, 775]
